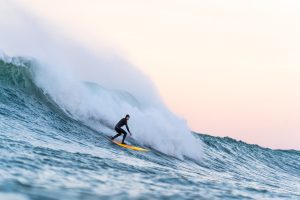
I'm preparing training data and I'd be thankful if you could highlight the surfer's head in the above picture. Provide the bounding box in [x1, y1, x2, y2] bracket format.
[125, 114, 130, 120]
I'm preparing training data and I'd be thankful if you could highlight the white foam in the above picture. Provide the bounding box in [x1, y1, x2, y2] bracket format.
[0, 193, 29, 200]
[0, 1, 203, 160]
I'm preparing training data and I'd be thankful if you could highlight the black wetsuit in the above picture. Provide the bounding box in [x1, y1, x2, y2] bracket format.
[112, 118, 130, 143]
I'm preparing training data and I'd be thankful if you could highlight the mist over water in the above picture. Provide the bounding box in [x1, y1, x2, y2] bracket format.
[0, 1, 203, 160]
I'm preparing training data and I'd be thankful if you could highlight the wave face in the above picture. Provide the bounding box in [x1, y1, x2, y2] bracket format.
[0, 58, 300, 200]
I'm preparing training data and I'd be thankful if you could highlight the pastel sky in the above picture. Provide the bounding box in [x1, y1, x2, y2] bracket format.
[19, 0, 300, 150]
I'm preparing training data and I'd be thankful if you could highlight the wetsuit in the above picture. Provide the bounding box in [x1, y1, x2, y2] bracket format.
[112, 118, 130, 143]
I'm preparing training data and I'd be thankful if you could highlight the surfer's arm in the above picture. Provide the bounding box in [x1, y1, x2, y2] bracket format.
[126, 124, 132, 135]
[126, 124, 130, 132]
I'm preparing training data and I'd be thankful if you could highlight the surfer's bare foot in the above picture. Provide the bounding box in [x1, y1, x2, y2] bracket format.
[122, 142, 127, 145]
[111, 136, 114, 140]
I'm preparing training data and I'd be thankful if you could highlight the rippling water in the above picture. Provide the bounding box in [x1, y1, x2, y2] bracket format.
[0, 58, 300, 200]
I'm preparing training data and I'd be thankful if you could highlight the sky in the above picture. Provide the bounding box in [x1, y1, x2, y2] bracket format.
[16, 0, 300, 150]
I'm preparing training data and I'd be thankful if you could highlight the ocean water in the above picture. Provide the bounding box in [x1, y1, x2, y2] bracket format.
[0, 57, 300, 200]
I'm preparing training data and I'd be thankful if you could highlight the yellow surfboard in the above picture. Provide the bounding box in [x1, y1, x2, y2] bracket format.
[112, 140, 149, 152]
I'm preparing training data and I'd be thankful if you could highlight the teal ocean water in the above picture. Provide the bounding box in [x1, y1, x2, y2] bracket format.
[0, 57, 300, 200]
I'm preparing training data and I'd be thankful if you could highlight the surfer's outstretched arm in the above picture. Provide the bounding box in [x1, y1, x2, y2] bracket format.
[125, 124, 132, 136]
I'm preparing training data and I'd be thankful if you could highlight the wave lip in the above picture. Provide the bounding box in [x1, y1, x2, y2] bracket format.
[0, 55, 35, 89]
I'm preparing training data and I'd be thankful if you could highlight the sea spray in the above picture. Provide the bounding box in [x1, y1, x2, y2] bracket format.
[0, 1, 203, 160]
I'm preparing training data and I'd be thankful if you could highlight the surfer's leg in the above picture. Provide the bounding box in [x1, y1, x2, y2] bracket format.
[119, 128, 127, 144]
[112, 127, 122, 140]
[122, 132, 127, 144]
[111, 133, 121, 140]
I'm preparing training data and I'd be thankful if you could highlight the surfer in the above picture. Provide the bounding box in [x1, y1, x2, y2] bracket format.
[111, 114, 132, 144]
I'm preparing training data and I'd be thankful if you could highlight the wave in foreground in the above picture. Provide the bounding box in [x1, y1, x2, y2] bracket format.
[0, 57, 300, 199]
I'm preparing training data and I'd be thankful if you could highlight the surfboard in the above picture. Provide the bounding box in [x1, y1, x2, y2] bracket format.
[111, 140, 149, 152]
